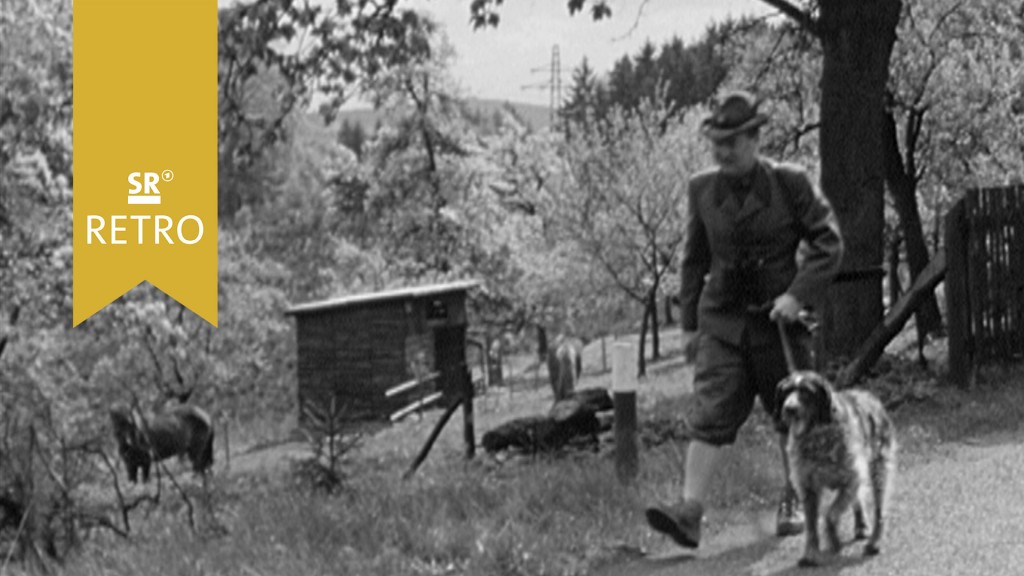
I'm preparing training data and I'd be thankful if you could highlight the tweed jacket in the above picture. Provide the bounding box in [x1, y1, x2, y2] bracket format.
[680, 158, 843, 345]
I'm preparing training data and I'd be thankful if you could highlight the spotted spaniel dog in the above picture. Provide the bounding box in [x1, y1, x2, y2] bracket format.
[777, 371, 897, 567]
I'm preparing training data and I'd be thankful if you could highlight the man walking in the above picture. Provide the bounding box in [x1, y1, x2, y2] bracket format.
[646, 91, 844, 548]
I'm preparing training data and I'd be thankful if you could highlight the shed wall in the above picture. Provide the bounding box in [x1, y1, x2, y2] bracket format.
[294, 289, 470, 423]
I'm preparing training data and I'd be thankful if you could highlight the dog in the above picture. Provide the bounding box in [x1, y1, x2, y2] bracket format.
[776, 371, 897, 567]
[110, 404, 215, 483]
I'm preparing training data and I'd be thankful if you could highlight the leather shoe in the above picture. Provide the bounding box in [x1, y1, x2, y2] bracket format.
[776, 490, 805, 537]
[645, 500, 703, 548]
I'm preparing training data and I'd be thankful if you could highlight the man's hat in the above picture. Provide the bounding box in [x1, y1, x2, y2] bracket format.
[701, 91, 768, 141]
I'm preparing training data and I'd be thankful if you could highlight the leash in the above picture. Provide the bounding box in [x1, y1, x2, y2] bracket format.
[776, 317, 800, 375]
[750, 301, 816, 375]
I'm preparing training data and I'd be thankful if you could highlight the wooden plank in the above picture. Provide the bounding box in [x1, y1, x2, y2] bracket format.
[993, 188, 1008, 359]
[1012, 188, 1024, 358]
[385, 372, 441, 397]
[1010, 187, 1023, 358]
[389, 392, 443, 422]
[838, 250, 947, 387]
[1007, 187, 1020, 357]
[403, 397, 463, 479]
[966, 190, 985, 360]
[945, 200, 970, 387]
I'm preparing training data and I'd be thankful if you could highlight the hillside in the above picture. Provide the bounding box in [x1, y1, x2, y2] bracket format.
[336, 98, 552, 133]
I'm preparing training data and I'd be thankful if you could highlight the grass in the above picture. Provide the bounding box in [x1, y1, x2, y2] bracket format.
[12, 338, 1024, 576]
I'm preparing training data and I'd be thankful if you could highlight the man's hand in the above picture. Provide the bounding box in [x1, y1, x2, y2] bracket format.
[683, 330, 700, 363]
[769, 293, 803, 323]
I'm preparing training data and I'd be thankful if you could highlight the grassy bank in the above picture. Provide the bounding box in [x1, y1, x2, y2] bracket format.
[13, 357, 1024, 576]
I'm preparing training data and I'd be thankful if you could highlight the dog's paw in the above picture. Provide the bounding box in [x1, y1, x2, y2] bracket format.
[864, 542, 881, 556]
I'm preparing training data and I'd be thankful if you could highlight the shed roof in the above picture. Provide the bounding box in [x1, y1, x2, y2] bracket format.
[285, 280, 480, 316]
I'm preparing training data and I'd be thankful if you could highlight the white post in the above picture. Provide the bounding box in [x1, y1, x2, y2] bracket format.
[612, 342, 638, 484]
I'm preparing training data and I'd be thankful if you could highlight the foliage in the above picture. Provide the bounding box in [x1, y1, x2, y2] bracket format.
[888, 0, 1024, 230]
[470, 0, 611, 29]
[0, 0, 89, 562]
[545, 97, 704, 368]
[466, 121, 622, 340]
[716, 18, 822, 167]
[562, 33, 730, 127]
[217, 0, 433, 160]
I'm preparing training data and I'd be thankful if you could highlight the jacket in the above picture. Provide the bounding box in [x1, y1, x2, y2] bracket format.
[680, 158, 843, 345]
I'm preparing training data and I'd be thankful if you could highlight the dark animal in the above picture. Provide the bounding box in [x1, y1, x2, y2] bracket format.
[110, 404, 215, 483]
[547, 337, 583, 402]
[776, 371, 897, 567]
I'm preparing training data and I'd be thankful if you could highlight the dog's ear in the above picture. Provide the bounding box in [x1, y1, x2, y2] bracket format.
[775, 375, 797, 418]
[810, 374, 835, 424]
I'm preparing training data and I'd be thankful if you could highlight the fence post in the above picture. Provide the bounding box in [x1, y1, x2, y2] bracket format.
[945, 199, 970, 387]
[612, 342, 638, 484]
[462, 367, 475, 459]
[601, 336, 607, 373]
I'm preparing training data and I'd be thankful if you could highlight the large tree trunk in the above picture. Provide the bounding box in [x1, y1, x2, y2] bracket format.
[817, 0, 902, 358]
[881, 109, 943, 338]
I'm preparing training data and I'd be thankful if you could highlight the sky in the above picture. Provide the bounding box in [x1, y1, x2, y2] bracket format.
[405, 0, 776, 107]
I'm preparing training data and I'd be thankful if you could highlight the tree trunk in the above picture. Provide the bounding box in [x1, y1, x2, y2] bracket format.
[817, 0, 902, 358]
[882, 109, 943, 338]
[663, 294, 674, 326]
[637, 301, 649, 376]
[888, 234, 902, 305]
[649, 288, 661, 361]
[536, 324, 548, 364]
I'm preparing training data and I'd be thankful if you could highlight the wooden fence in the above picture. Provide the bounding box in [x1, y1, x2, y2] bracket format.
[945, 185, 1024, 385]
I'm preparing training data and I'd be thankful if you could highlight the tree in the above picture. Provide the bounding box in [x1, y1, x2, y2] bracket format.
[470, 117, 627, 345]
[217, 0, 434, 216]
[354, 48, 478, 279]
[561, 58, 609, 130]
[882, 0, 1024, 350]
[716, 18, 822, 164]
[546, 99, 699, 374]
[470, 0, 904, 358]
[568, 33, 729, 127]
[764, 0, 902, 357]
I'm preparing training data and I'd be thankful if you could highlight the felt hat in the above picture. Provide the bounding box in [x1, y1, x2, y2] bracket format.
[701, 90, 768, 141]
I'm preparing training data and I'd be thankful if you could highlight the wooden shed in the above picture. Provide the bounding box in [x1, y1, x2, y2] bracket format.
[285, 280, 479, 425]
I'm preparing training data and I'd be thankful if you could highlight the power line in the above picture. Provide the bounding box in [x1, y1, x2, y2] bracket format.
[521, 45, 567, 128]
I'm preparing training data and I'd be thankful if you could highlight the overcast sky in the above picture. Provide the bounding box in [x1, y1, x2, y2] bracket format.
[407, 0, 776, 107]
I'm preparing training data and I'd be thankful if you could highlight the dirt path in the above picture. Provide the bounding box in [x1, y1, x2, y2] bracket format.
[597, 431, 1024, 576]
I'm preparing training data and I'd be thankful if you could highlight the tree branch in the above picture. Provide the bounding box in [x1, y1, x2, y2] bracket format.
[759, 0, 820, 37]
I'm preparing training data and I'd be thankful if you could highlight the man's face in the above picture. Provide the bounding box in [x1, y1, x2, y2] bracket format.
[711, 131, 759, 175]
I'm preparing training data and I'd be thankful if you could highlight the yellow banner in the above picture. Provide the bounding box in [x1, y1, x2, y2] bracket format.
[73, 0, 217, 327]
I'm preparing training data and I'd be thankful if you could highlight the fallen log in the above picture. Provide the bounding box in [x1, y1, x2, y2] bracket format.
[482, 388, 612, 453]
[837, 250, 946, 387]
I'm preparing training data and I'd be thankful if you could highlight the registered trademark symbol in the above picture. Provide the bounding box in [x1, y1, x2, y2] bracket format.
[161, 170, 174, 182]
